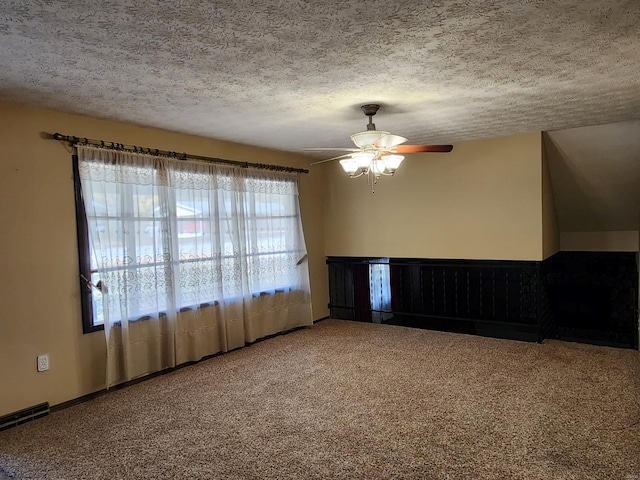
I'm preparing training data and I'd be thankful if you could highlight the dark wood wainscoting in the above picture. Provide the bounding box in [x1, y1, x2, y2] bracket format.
[328, 257, 552, 343]
[327, 254, 638, 348]
[543, 252, 639, 349]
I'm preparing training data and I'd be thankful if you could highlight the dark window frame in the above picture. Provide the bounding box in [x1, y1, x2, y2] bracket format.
[73, 154, 103, 333]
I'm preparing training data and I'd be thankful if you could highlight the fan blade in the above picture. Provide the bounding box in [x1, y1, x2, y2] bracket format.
[395, 145, 454, 153]
[310, 153, 354, 165]
[375, 134, 408, 149]
[304, 147, 360, 152]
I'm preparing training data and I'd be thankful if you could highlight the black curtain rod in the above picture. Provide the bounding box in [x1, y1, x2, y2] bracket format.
[50, 133, 309, 174]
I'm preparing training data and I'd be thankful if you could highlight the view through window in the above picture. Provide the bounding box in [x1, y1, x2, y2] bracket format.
[78, 168, 302, 327]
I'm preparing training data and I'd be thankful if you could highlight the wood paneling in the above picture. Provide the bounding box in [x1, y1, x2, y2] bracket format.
[328, 255, 639, 349]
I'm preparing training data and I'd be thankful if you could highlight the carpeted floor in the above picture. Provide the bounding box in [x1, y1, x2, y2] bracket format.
[0, 319, 639, 479]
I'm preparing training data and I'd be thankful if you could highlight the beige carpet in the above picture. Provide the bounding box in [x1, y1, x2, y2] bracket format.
[1, 320, 639, 480]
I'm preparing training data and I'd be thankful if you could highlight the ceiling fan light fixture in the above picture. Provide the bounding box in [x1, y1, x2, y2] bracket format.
[382, 154, 404, 173]
[339, 158, 359, 174]
[307, 104, 452, 192]
[373, 159, 387, 175]
[352, 151, 376, 168]
[376, 134, 408, 149]
[350, 131, 390, 149]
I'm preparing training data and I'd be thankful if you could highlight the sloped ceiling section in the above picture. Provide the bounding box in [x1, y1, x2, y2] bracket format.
[544, 121, 640, 232]
[1, 1, 640, 154]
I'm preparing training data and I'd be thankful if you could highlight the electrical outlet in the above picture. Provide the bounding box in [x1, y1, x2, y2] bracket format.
[37, 354, 49, 372]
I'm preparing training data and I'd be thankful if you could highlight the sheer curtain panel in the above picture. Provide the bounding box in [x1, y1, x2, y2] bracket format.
[370, 259, 392, 324]
[77, 146, 312, 387]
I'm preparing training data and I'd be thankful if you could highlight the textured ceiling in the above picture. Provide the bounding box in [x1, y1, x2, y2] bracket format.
[1, 1, 640, 155]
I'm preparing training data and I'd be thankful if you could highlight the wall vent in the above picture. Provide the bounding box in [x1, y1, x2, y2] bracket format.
[0, 402, 49, 432]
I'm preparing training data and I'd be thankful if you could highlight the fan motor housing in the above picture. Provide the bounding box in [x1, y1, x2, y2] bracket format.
[361, 104, 380, 116]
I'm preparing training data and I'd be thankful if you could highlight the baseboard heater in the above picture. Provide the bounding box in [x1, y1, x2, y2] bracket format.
[0, 402, 49, 432]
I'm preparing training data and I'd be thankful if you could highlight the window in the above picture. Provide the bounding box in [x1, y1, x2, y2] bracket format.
[74, 152, 306, 332]
[369, 259, 392, 324]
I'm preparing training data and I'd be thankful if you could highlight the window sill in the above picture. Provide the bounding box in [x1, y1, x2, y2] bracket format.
[83, 323, 104, 334]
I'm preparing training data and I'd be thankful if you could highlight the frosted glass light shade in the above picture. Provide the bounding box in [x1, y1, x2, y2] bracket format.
[352, 151, 375, 168]
[339, 158, 358, 174]
[373, 159, 387, 174]
[382, 154, 404, 172]
[350, 131, 390, 148]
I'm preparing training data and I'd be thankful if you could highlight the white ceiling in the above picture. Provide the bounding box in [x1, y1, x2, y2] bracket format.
[1, 1, 640, 156]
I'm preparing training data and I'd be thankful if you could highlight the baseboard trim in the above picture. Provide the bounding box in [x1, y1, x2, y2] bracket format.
[313, 316, 330, 323]
[0, 402, 50, 432]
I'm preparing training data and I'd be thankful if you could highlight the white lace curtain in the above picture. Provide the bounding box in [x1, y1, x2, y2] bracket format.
[77, 146, 312, 387]
[370, 259, 392, 324]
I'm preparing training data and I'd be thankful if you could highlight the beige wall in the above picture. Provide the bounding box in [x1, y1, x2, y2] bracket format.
[542, 138, 560, 259]
[0, 101, 328, 417]
[324, 132, 544, 260]
[560, 231, 640, 252]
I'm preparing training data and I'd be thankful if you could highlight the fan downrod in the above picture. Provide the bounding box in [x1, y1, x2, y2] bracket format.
[361, 104, 380, 131]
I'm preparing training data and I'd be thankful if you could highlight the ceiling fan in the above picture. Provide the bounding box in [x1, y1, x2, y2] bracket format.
[306, 104, 453, 181]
